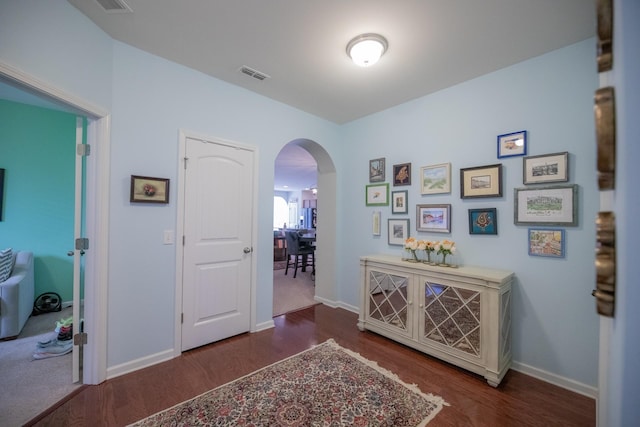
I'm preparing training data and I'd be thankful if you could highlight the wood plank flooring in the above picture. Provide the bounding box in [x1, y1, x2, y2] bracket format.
[28, 305, 595, 426]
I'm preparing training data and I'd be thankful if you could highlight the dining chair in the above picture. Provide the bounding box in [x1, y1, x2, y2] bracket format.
[284, 231, 315, 278]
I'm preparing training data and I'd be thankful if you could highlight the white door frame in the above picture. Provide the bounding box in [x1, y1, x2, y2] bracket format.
[174, 129, 259, 356]
[0, 62, 111, 385]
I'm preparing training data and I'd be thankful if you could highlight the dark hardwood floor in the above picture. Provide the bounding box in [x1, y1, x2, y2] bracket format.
[28, 305, 595, 426]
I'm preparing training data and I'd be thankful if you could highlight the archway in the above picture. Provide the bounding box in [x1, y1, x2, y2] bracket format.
[273, 139, 337, 311]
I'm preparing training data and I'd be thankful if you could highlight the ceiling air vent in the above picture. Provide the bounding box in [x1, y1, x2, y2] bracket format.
[95, 0, 132, 13]
[239, 66, 271, 81]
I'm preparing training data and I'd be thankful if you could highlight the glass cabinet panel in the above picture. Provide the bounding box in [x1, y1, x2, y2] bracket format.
[421, 280, 481, 356]
[368, 270, 409, 332]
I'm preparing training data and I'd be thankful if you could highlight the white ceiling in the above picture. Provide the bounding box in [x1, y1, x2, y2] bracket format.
[67, 0, 595, 125]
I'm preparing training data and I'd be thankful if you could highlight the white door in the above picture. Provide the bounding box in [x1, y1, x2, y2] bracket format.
[181, 137, 254, 351]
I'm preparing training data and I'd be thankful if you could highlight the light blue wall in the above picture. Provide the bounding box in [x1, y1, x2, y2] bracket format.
[107, 42, 342, 366]
[1, 0, 610, 393]
[0, 99, 76, 301]
[0, 0, 113, 111]
[341, 39, 599, 387]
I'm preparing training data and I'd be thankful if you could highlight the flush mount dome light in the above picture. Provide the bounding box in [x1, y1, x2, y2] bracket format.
[346, 33, 388, 67]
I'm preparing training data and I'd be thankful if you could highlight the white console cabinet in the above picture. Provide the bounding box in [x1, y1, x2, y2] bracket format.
[358, 254, 514, 386]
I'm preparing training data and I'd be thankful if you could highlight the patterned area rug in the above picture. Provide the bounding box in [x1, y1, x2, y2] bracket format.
[129, 339, 447, 426]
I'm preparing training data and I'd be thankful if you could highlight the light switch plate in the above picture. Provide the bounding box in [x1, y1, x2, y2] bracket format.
[163, 230, 174, 245]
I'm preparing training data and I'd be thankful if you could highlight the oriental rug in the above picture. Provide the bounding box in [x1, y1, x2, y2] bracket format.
[129, 339, 447, 426]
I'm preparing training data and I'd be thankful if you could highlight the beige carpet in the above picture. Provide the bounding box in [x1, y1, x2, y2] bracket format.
[0, 306, 80, 427]
[273, 264, 318, 316]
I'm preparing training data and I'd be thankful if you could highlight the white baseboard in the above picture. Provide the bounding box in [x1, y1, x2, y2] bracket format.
[106, 348, 174, 380]
[255, 319, 275, 332]
[511, 361, 598, 399]
[313, 296, 358, 314]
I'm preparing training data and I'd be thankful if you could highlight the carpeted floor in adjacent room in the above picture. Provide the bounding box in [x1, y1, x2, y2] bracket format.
[0, 306, 80, 427]
[273, 262, 317, 317]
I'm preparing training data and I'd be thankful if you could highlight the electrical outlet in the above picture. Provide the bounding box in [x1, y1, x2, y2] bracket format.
[163, 230, 174, 245]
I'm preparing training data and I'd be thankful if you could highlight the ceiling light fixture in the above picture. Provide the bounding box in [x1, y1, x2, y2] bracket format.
[346, 33, 388, 67]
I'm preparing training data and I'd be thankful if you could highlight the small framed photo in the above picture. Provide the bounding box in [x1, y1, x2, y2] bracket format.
[393, 163, 411, 186]
[528, 228, 565, 258]
[523, 152, 569, 184]
[391, 190, 408, 214]
[388, 218, 410, 246]
[130, 175, 170, 203]
[460, 164, 503, 199]
[369, 157, 385, 183]
[416, 204, 451, 233]
[365, 183, 389, 206]
[514, 184, 578, 226]
[497, 130, 527, 158]
[468, 208, 497, 235]
[372, 211, 381, 236]
[420, 163, 451, 195]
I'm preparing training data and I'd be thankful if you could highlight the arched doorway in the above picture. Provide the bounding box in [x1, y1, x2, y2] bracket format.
[273, 139, 337, 315]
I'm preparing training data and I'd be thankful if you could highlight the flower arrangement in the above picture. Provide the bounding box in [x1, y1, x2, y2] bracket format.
[435, 240, 456, 265]
[404, 237, 419, 262]
[423, 240, 437, 264]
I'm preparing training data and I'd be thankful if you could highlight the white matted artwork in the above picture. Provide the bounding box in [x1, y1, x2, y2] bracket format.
[388, 218, 409, 246]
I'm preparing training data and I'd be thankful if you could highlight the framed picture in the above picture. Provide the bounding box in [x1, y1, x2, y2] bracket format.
[130, 175, 170, 203]
[420, 163, 451, 195]
[369, 158, 385, 182]
[514, 184, 578, 226]
[391, 190, 408, 214]
[460, 164, 503, 199]
[416, 204, 451, 233]
[388, 218, 410, 246]
[468, 208, 497, 235]
[523, 152, 569, 184]
[372, 211, 381, 236]
[393, 163, 411, 186]
[528, 228, 566, 258]
[365, 183, 389, 206]
[497, 130, 527, 158]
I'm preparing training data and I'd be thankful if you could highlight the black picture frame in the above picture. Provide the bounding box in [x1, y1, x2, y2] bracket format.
[392, 163, 411, 186]
[130, 175, 170, 204]
[460, 164, 503, 199]
[468, 208, 498, 235]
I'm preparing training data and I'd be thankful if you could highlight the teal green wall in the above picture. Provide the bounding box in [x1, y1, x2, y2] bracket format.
[0, 99, 76, 302]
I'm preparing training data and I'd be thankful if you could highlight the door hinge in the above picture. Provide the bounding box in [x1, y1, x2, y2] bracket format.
[184, 157, 188, 169]
[181, 313, 184, 324]
[77, 144, 91, 156]
[75, 238, 89, 251]
[182, 235, 186, 246]
[74, 332, 88, 345]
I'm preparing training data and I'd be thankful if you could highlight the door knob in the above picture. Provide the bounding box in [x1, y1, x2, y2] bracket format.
[243, 247, 253, 254]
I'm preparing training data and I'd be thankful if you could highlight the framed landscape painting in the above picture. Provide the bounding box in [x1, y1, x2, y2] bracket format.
[416, 204, 451, 233]
[514, 184, 578, 226]
[528, 228, 565, 258]
[523, 152, 569, 184]
[420, 163, 451, 195]
[460, 164, 503, 199]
